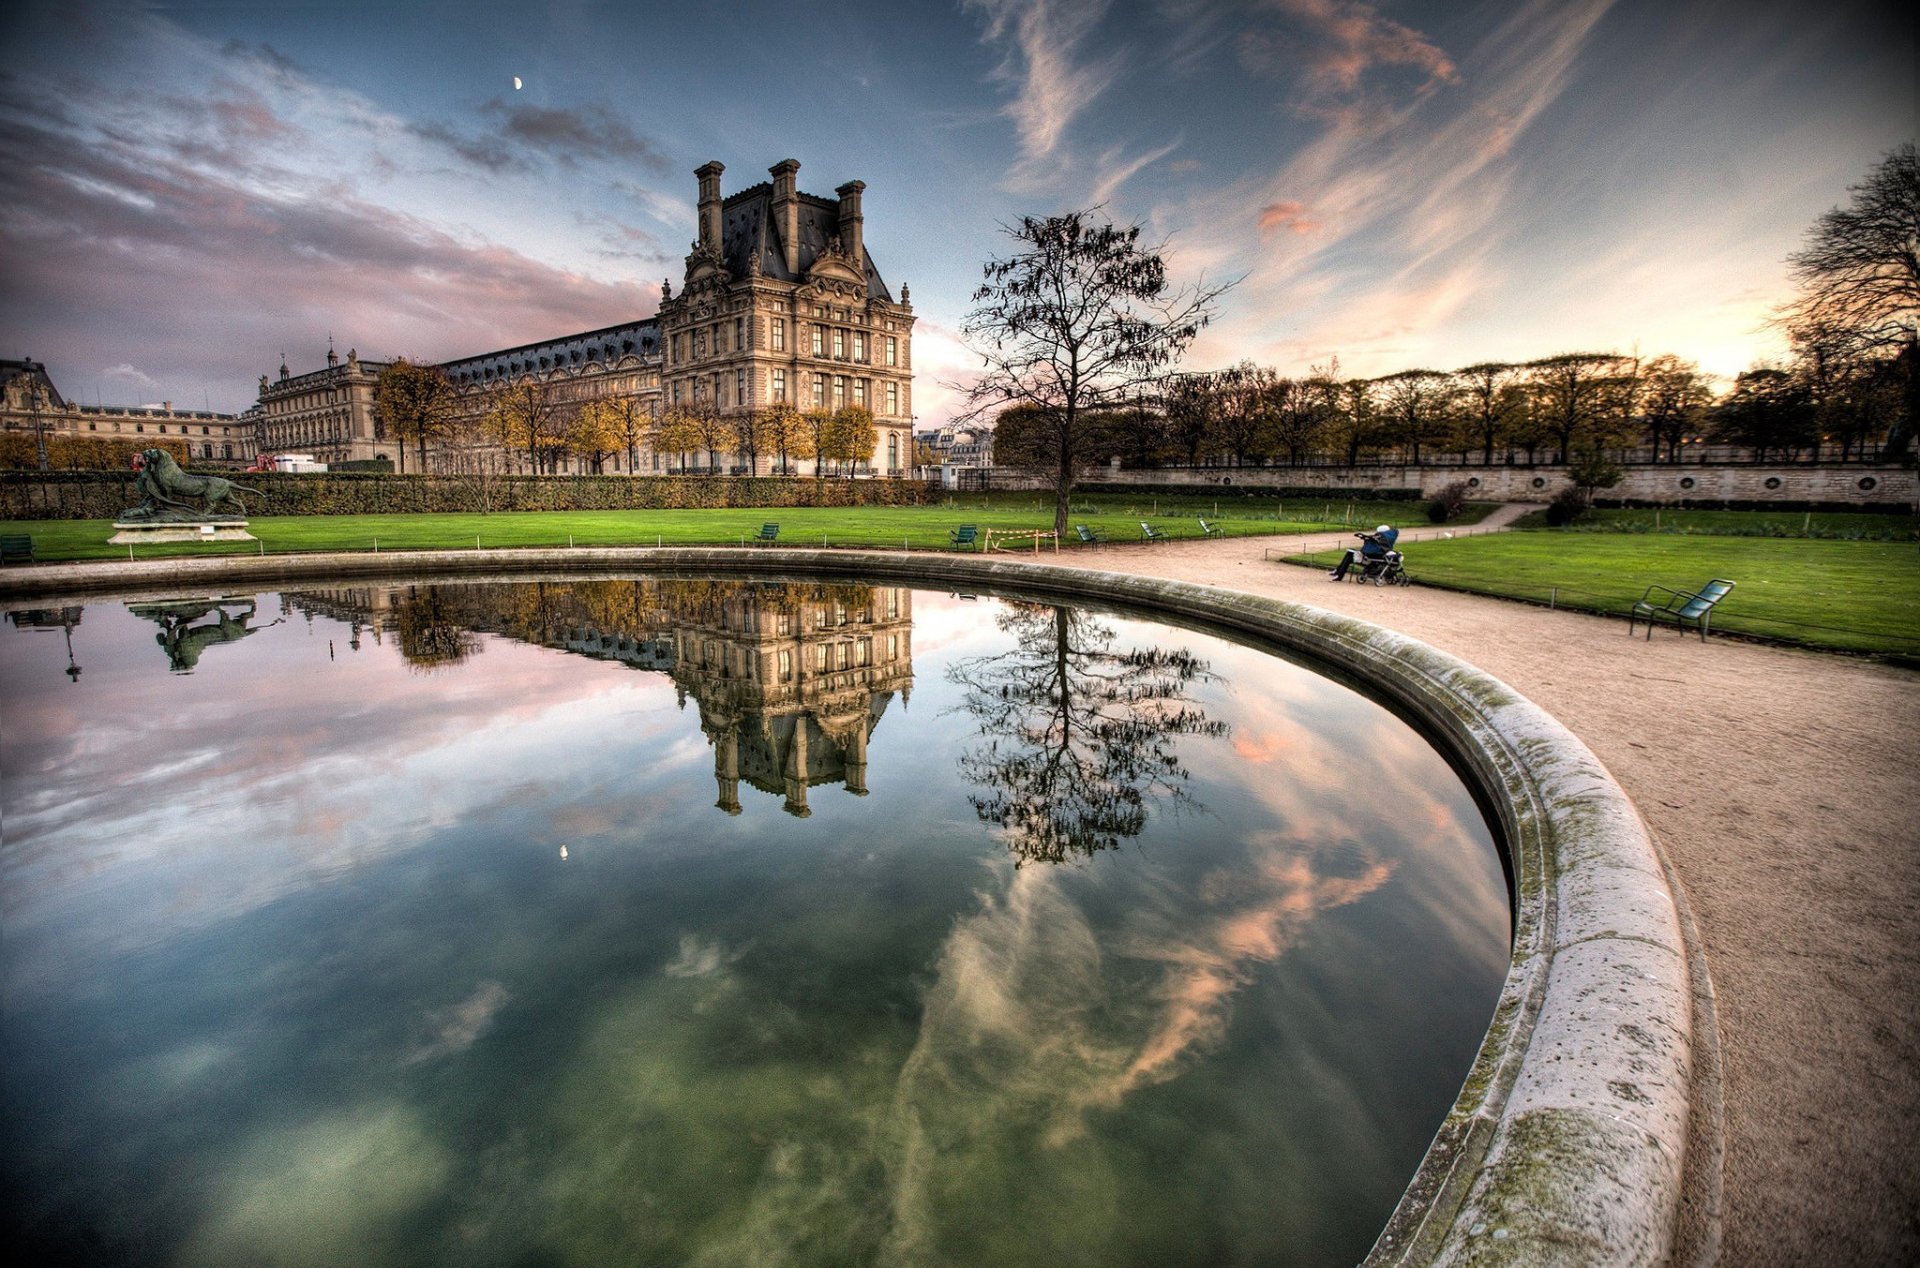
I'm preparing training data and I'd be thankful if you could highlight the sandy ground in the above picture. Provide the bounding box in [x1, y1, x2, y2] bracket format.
[1025, 516, 1919, 1266]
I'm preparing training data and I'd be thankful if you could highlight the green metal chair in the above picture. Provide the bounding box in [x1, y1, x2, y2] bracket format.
[1140, 522, 1166, 542]
[1075, 524, 1104, 545]
[1628, 579, 1735, 641]
[949, 524, 979, 550]
[753, 523, 780, 545]
[0, 534, 34, 564]
[1198, 518, 1223, 538]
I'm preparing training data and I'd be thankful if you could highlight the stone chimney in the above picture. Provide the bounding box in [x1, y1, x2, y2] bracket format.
[835, 180, 865, 269]
[770, 158, 800, 275]
[695, 161, 725, 252]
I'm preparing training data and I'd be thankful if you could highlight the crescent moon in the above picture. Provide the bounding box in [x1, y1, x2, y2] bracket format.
[513, 76, 523, 90]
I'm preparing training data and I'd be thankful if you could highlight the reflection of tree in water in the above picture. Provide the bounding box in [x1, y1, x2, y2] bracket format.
[393, 587, 483, 673]
[947, 603, 1227, 865]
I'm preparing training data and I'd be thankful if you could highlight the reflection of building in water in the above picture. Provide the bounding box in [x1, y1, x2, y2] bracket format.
[667, 583, 913, 817]
[280, 579, 912, 814]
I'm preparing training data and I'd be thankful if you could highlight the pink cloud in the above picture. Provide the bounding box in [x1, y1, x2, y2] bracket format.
[1258, 199, 1322, 236]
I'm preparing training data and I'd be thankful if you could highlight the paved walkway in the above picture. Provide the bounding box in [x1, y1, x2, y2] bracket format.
[1031, 528, 1919, 1267]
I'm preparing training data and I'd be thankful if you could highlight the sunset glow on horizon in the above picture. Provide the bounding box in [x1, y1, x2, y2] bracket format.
[0, 0, 1910, 422]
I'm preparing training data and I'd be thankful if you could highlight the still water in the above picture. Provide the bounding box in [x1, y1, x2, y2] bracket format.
[1, 578, 1508, 1268]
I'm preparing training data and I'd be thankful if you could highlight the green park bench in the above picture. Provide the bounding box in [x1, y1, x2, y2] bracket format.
[1628, 579, 1735, 641]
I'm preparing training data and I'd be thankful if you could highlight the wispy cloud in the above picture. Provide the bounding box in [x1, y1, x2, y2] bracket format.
[1238, 0, 1457, 112]
[967, 0, 1122, 165]
[102, 362, 157, 386]
[1178, 0, 1618, 374]
[0, 11, 670, 408]
[481, 99, 672, 172]
[1087, 136, 1184, 206]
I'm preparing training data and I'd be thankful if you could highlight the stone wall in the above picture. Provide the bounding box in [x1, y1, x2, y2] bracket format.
[962, 462, 1916, 508]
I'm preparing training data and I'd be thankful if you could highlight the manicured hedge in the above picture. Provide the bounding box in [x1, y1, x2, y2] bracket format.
[0, 470, 939, 520]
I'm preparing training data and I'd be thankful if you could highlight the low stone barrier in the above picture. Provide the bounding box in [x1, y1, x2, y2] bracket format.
[0, 548, 1697, 1265]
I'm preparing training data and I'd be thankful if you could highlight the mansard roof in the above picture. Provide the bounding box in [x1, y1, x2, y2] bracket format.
[441, 317, 662, 382]
[719, 188, 894, 301]
[2, 358, 68, 410]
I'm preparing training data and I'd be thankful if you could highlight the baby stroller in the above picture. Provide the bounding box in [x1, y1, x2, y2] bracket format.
[1334, 531, 1411, 586]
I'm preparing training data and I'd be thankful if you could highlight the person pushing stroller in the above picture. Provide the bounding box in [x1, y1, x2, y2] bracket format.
[1330, 524, 1401, 582]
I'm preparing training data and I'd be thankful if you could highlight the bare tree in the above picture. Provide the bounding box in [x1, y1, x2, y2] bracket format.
[1779, 143, 1918, 457]
[960, 210, 1231, 535]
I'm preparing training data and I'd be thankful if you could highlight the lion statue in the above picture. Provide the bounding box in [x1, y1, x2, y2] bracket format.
[126, 449, 263, 520]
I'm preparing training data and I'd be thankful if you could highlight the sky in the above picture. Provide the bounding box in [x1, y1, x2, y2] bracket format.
[0, 0, 1912, 423]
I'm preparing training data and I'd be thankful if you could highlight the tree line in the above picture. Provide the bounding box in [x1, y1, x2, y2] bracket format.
[965, 145, 1915, 534]
[372, 365, 881, 479]
[992, 345, 1896, 473]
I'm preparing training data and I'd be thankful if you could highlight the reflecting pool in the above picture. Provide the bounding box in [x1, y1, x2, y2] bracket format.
[1, 578, 1509, 1267]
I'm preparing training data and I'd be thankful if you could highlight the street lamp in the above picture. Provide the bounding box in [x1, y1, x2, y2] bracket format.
[23, 360, 50, 471]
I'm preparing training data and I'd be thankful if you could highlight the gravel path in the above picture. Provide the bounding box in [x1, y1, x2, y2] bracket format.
[1027, 523, 1919, 1266]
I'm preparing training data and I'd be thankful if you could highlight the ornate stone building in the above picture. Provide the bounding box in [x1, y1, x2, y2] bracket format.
[254, 158, 915, 477]
[440, 319, 664, 473]
[2, 358, 253, 467]
[658, 159, 916, 475]
[251, 345, 389, 466]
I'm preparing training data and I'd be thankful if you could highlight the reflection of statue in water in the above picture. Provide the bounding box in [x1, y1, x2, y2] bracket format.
[129, 598, 273, 672]
[120, 448, 263, 522]
[947, 603, 1227, 866]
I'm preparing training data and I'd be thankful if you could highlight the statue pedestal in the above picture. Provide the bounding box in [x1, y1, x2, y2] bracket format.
[110, 520, 255, 545]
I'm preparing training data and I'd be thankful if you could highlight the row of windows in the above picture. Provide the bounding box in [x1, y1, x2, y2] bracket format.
[83, 421, 231, 436]
[672, 370, 905, 417]
[674, 317, 901, 368]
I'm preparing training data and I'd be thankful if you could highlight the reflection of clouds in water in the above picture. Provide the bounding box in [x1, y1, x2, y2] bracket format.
[1, 607, 688, 1003]
[403, 980, 509, 1066]
[874, 836, 1397, 1258]
[184, 1102, 451, 1268]
[663, 933, 749, 979]
[1113, 849, 1394, 1101]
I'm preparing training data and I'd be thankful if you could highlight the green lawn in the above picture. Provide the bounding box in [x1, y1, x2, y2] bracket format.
[1292, 531, 1920, 657]
[1511, 506, 1918, 541]
[0, 494, 1467, 562]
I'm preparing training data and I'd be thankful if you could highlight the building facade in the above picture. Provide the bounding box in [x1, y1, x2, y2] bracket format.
[251, 346, 389, 467]
[656, 159, 916, 475]
[2, 358, 254, 467]
[254, 157, 915, 477]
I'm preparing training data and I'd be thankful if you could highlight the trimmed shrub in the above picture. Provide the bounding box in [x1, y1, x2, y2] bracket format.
[1427, 481, 1470, 524]
[1544, 485, 1588, 526]
[0, 470, 939, 521]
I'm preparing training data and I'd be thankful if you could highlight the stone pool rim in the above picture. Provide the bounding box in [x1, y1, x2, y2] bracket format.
[0, 547, 1696, 1266]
